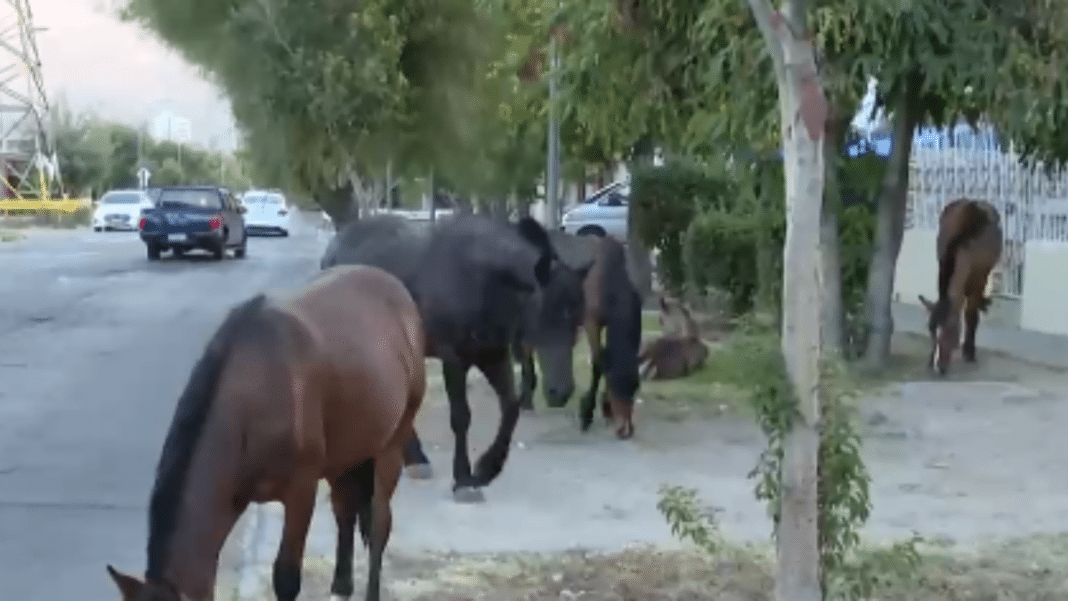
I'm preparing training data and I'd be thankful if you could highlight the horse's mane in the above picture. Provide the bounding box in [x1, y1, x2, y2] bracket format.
[145, 293, 272, 580]
[933, 200, 990, 325]
[600, 237, 642, 399]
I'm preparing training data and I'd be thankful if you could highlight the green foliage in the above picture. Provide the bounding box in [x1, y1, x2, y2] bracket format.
[631, 160, 729, 292]
[635, 150, 877, 319]
[657, 485, 721, 555]
[124, 0, 494, 199]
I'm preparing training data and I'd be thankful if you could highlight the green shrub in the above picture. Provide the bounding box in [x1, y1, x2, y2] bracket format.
[630, 159, 736, 294]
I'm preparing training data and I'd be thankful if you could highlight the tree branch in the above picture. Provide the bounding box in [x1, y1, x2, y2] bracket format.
[744, 0, 785, 71]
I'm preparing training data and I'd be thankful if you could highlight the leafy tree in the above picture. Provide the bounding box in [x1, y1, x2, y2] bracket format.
[123, 0, 492, 223]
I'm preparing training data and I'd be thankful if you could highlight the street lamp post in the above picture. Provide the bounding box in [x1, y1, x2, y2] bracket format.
[545, 32, 561, 229]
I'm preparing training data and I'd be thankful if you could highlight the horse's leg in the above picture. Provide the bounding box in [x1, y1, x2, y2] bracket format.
[516, 342, 537, 412]
[579, 323, 603, 432]
[364, 451, 402, 601]
[473, 352, 521, 487]
[963, 294, 982, 363]
[272, 475, 318, 601]
[442, 358, 482, 503]
[327, 460, 374, 601]
[402, 430, 433, 480]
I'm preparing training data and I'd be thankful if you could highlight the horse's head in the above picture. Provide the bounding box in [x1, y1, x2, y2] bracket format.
[515, 217, 591, 408]
[106, 565, 188, 601]
[918, 294, 959, 375]
[525, 257, 592, 408]
[657, 294, 698, 338]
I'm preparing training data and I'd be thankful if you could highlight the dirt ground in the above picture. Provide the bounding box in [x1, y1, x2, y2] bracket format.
[242, 332, 1068, 600]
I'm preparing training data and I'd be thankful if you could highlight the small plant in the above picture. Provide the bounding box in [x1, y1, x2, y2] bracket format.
[657, 485, 722, 555]
[656, 317, 923, 599]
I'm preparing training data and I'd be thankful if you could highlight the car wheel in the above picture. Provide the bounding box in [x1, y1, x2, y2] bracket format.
[173, 247, 185, 258]
[146, 243, 161, 261]
[279, 229, 289, 237]
[211, 243, 225, 261]
[93, 226, 102, 232]
[576, 225, 607, 237]
[234, 235, 247, 259]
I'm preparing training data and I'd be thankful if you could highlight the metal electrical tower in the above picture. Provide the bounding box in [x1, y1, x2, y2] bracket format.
[0, 0, 61, 199]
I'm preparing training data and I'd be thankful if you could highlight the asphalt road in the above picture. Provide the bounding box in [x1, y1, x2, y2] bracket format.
[0, 219, 327, 600]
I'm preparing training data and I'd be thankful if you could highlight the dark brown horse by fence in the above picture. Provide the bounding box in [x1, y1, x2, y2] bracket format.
[638, 295, 710, 380]
[106, 265, 425, 601]
[918, 197, 1003, 375]
[517, 232, 643, 439]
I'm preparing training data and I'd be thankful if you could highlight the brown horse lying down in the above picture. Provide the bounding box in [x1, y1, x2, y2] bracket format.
[918, 197, 1003, 375]
[638, 295, 709, 380]
[106, 264, 425, 601]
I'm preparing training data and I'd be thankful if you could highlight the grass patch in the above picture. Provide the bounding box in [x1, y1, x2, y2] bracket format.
[253, 534, 1068, 601]
[0, 230, 21, 242]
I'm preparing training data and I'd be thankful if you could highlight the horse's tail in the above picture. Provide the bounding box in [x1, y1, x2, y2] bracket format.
[937, 200, 990, 299]
[604, 287, 643, 399]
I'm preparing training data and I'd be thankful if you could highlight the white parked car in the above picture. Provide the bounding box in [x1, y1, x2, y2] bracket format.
[92, 189, 155, 232]
[240, 190, 291, 236]
[560, 181, 630, 240]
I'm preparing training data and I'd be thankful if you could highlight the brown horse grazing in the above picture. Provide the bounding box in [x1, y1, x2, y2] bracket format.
[638, 295, 709, 380]
[105, 264, 425, 601]
[918, 197, 1003, 375]
[517, 232, 643, 439]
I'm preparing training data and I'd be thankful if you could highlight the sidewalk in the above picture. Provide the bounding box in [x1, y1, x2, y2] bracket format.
[893, 302, 1068, 369]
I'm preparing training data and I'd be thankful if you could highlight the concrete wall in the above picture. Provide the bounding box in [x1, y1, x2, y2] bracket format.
[893, 229, 938, 306]
[1020, 240, 1068, 336]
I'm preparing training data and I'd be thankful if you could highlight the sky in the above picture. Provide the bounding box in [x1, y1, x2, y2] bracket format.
[29, 0, 237, 151]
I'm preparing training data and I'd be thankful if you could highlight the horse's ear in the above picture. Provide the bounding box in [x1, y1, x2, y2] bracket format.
[918, 295, 935, 311]
[516, 216, 552, 254]
[106, 565, 144, 599]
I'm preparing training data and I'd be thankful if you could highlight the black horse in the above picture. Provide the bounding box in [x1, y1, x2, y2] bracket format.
[321, 213, 588, 502]
[516, 231, 643, 438]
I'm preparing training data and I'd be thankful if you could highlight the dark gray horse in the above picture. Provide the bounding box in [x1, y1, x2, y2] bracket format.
[321, 213, 589, 502]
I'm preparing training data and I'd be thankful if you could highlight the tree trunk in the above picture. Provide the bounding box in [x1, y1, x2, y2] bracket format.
[861, 72, 922, 367]
[747, 1, 825, 600]
[821, 108, 851, 358]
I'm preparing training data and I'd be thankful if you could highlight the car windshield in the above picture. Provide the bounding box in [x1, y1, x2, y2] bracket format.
[159, 189, 222, 209]
[100, 192, 143, 205]
[243, 193, 284, 205]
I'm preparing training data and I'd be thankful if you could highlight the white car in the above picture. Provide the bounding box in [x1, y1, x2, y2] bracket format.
[560, 181, 630, 240]
[241, 190, 291, 236]
[92, 189, 155, 232]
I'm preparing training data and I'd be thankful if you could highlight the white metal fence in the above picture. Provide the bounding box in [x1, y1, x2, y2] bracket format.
[905, 124, 1068, 298]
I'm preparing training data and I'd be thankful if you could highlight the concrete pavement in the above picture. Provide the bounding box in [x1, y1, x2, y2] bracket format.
[0, 220, 329, 601]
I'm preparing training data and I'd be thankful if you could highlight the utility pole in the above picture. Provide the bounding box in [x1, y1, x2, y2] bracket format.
[0, 2, 60, 199]
[428, 168, 436, 223]
[544, 28, 561, 229]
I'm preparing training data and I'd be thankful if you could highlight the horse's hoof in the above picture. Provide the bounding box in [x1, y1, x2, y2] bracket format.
[452, 486, 486, 504]
[520, 404, 536, 413]
[405, 463, 434, 480]
[330, 595, 352, 601]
